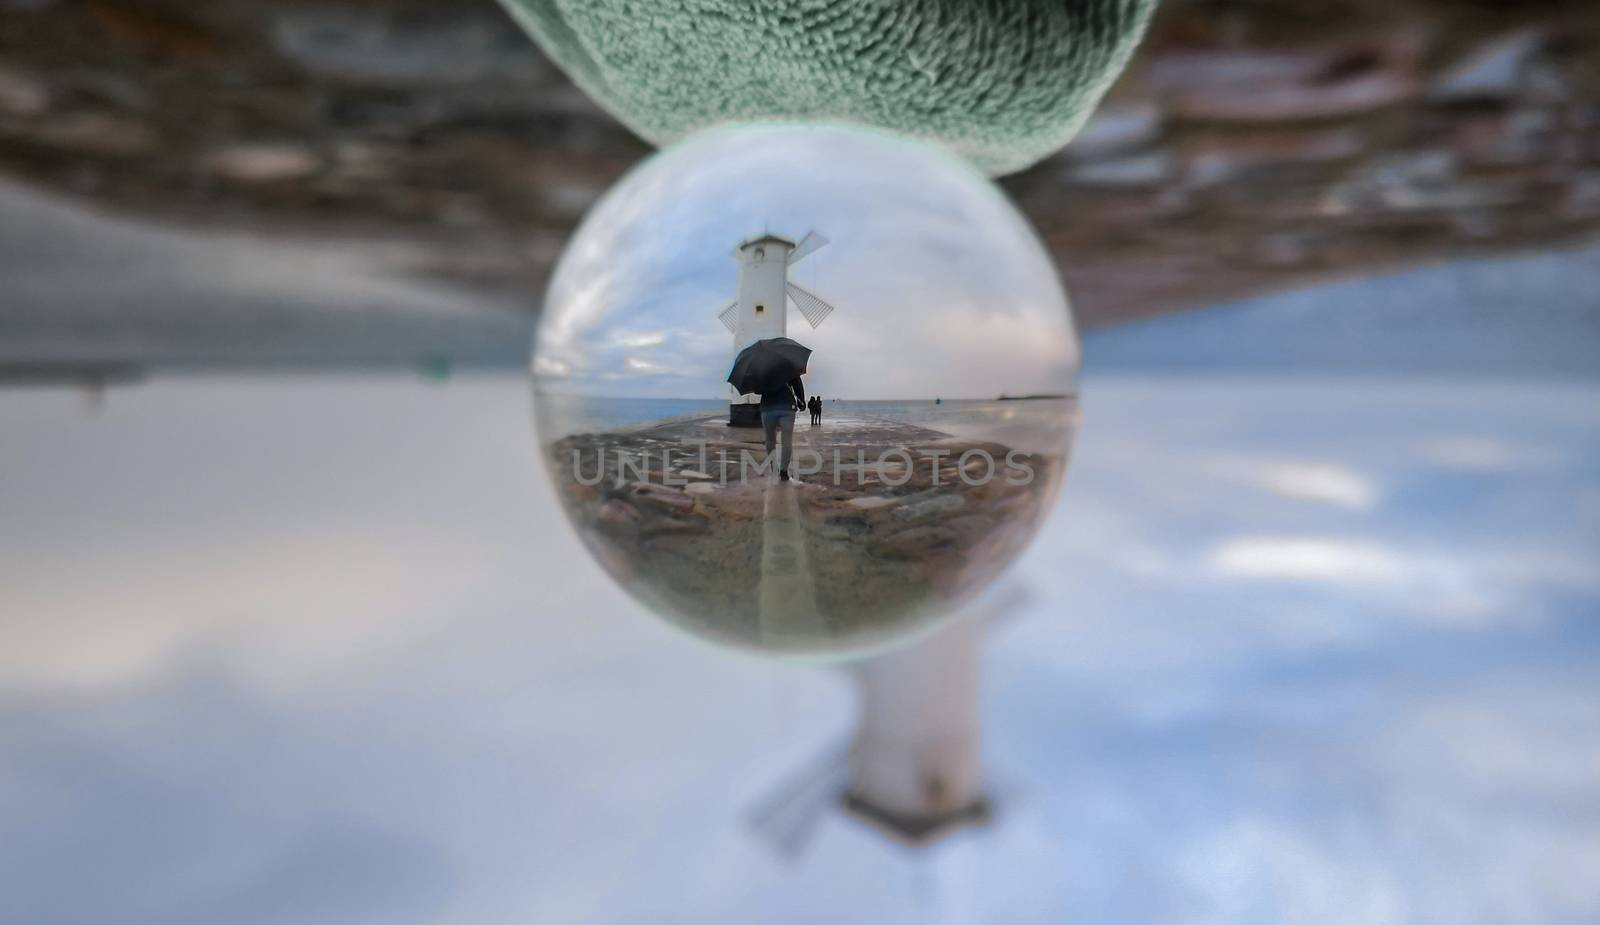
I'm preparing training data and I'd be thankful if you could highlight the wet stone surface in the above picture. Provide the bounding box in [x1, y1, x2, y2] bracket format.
[546, 414, 1065, 655]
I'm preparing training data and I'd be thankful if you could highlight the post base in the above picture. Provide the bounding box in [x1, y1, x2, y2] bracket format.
[728, 403, 762, 428]
[842, 792, 991, 845]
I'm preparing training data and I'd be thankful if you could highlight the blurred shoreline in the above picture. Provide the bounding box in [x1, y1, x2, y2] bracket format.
[5, 173, 1594, 384]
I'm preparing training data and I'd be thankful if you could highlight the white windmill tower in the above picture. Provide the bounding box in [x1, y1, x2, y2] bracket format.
[717, 230, 841, 426]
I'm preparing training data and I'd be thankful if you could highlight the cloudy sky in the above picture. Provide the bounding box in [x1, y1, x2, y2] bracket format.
[533, 124, 1078, 401]
[1, 362, 1596, 923]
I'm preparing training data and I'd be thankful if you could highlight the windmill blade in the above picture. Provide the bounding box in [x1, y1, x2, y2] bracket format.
[787, 230, 828, 265]
[716, 299, 739, 333]
[743, 736, 852, 860]
[786, 282, 837, 329]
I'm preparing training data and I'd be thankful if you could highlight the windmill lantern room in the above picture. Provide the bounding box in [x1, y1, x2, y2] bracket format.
[717, 230, 840, 426]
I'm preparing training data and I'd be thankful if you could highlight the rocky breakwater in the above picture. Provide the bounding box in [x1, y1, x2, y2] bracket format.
[547, 424, 764, 643]
[792, 434, 1063, 637]
[544, 413, 1066, 650]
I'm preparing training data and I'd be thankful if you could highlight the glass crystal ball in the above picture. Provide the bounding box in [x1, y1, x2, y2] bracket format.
[532, 123, 1080, 659]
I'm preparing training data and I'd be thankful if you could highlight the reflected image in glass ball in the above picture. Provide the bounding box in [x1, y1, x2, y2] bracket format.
[532, 123, 1080, 659]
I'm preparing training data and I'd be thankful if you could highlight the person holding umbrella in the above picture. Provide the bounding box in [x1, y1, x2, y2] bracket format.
[728, 337, 811, 483]
[761, 374, 806, 482]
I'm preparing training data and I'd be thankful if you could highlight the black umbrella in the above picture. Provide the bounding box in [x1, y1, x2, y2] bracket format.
[727, 337, 811, 396]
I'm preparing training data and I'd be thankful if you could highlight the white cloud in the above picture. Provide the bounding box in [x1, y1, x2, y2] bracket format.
[0, 523, 502, 692]
[1177, 817, 1405, 925]
[1415, 436, 1559, 472]
[1200, 535, 1587, 630]
[608, 330, 668, 349]
[532, 355, 571, 378]
[1208, 536, 1405, 585]
[1257, 461, 1377, 509]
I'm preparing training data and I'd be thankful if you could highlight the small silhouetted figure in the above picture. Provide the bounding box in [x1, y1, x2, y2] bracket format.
[761, 375, 806, 482]
[809, 395, 822, 425]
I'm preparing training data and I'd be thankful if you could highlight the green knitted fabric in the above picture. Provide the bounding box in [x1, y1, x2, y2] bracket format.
[496, 0, 1157, 176]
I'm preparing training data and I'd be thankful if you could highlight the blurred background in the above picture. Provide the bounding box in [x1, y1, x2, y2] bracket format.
[1, 1, 1597, 923]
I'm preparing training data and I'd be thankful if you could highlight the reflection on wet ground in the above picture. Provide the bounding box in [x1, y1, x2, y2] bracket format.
[0, 375, 1596, 923]
[547, 410, 1069, 654]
